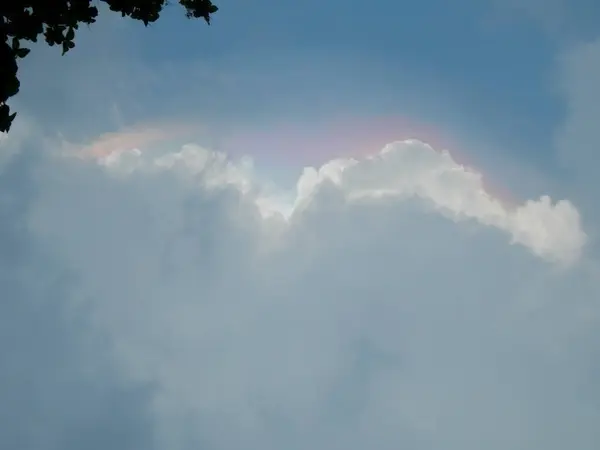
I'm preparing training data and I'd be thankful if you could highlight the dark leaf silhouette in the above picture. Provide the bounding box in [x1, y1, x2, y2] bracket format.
[0, 0, 218, 133]
[15, 47, 29, 58]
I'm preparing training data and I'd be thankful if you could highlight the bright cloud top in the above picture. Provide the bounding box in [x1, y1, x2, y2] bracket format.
[90, 138, 586, 266]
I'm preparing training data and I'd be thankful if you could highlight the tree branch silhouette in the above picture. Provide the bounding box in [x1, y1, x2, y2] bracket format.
[0, 0, 218, 133]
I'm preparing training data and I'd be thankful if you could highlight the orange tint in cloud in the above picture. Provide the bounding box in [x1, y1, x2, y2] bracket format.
[68, 115, 516, 207]
[68, 122, 201, 159]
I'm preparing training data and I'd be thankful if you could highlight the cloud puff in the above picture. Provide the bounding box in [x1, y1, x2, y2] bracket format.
[292, 140, 585, 265]
[82, 138, 586, 265]
[1, 131, 599, 450]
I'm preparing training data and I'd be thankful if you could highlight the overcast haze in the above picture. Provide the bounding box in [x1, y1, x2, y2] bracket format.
[2, 1, 600, 449]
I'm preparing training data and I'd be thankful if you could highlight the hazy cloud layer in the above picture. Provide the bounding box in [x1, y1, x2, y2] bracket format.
[1, 128, 598, 449]
[0, 139, 157, 450]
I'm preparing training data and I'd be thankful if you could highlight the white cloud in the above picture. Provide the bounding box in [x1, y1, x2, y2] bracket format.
[293, 140, 585, 265]
[0, 131, 595, 450]
[74, 138, 586, 266]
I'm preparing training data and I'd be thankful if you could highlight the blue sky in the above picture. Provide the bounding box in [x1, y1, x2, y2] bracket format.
[139, 0, 560, 148]
[14, 0, 598, 178]
[2, 1, 600, 449]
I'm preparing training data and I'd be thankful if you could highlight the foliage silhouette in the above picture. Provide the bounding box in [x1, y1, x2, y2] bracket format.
[0, 0, 218, 133]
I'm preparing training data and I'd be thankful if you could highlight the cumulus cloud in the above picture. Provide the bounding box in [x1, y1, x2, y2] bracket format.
[292, 140, 585, 265]
[1, 128, 598, 450]
[79, 138, 586, 265]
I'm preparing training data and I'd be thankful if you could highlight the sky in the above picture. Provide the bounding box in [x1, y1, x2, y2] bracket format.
[2, 0, 600, 449]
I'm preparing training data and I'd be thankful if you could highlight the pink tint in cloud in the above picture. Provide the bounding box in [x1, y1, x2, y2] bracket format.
[218, 115, 454, 167]
[218, 115, 517, 207]
[68, 115, 516, 207]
